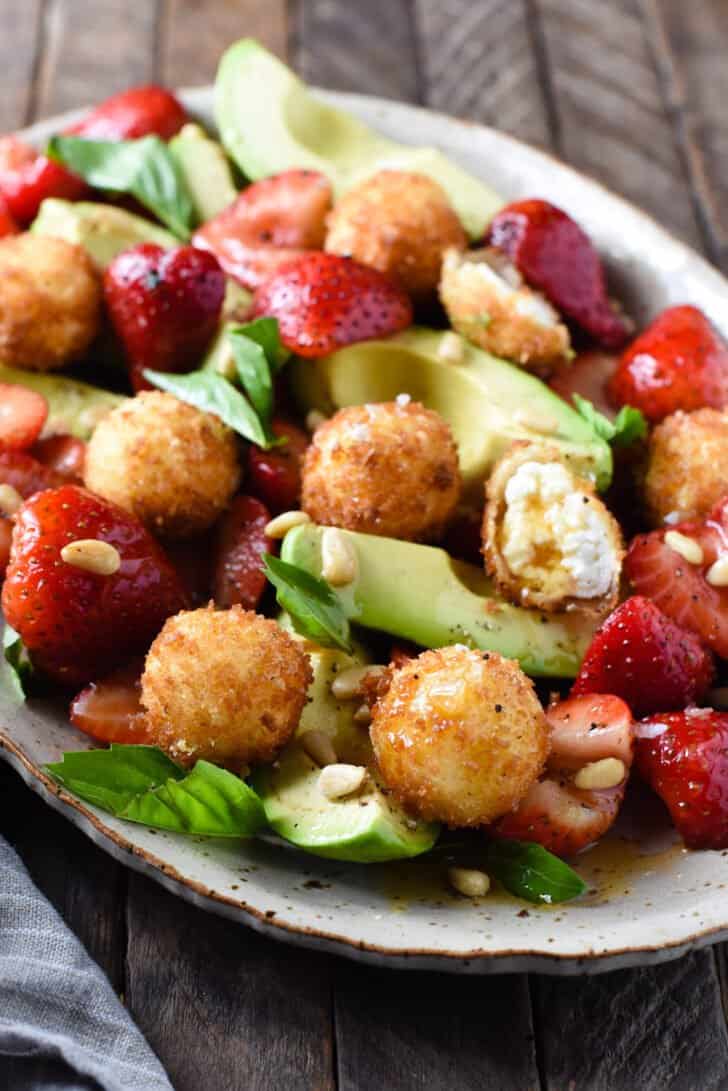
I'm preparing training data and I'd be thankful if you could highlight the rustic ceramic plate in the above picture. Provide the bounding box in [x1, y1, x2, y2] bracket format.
[3, 89, 728, 976]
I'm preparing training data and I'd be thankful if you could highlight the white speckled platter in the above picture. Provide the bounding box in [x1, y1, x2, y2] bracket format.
[3, 89, 728, 975]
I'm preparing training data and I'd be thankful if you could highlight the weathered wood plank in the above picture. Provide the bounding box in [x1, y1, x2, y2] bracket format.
[125, 872, 335, 1091]
[295, 0, 420, 103]
[534, 951, 728, 1089]
[0, 0, 43, 130]
[159, 0, 288, 88]
[335, 963, 539, 1091]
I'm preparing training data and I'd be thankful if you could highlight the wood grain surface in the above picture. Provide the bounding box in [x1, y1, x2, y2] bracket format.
[2, 1, 728, 1088]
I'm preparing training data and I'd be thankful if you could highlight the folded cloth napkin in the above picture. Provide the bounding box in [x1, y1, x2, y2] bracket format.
[0, 835, 173, 1091]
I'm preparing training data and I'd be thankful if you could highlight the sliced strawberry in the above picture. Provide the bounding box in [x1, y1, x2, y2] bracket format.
[0, 384, 48, 450]
[31, 434, 86, 481]
[0, 517, 12, 578]
[247, 417, 309, 514]
[67, 85, 187, 142]
[625, 502, 728, 658]
[2, 485, 187, 686]
[636, 708, 728, 849]
[0, 135, 87, 226]
[0, 194, 18, 237]
[193, 169, 332, 290]
[487, 199, 631, 348]
[572, 596, 715, 717]
[253, 252, 413, 358]
[70, 659, 149, 745]
[610, 305, 728, 423]
[212, 494, 272, 610]
[0, 450, 67, 498]
[549, 350, 619, 419]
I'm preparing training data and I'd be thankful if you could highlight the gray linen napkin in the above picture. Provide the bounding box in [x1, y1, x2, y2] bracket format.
[0, 835, 173, 1091]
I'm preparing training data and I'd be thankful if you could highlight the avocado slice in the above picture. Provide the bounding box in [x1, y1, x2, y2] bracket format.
[215, 39, 502, 239]
[0, 364, 125, 440]
[169, 123, 238, 222]
[254, 627, 438, 862]
[32, 199, 177, 268]
[290, 327, 613, 496]
[281, 525, 596, 678]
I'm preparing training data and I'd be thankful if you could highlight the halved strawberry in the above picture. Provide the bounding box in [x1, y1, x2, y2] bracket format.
[549, 350, 619, 419]
[247, 417, 309, 513]
[625, 501, 728, 658]
[0, 517, 12, 578]
[193, 169, 332, 290]
[0, 194, 18, 237]
[0, 450, 67, 498]
[70, 659, 149, 745]
[31, 434, 86, 481]
[0, 135, 87, 225]
[253, 252, 413, 358]
[610, 305, 728, 423]
[0, 384, 48, 450]
[212, 494, 272, 610]
[572, 596, 715, 717]
[636, 708, 728, 849]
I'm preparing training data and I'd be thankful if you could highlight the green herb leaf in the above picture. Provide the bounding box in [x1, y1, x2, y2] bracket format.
[573, 394, 647, 449]
[263, 554, 352, 652]
[143, 368, 277, 449]
[484, 839, 586, 904]
[3, 623, 33, 700]
[46, 745, 266, 837]
[47, 134, 194, 238]
[234, 316, 290, 374]
[227, 327, 274, 428]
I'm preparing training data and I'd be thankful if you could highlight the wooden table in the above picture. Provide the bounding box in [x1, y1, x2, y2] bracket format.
[2, 1, 728, 1087]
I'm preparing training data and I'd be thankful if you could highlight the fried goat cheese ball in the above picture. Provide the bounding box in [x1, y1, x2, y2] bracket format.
[644, 408, 728, 526]
[324, 170, 467, 301]
[483, 444, 623, 615]
[439, 246, 571, 372]
[84, 391, 240, 538]
[0, 233, 101, 370]
[301, 399, 461, 541]
[370, 646, 549, 827]
[141, 606, 312, 768]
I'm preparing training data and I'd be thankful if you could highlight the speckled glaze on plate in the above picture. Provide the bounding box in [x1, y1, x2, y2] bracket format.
[3, 89, 728, 975]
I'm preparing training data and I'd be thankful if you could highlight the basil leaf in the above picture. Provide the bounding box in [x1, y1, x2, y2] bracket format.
[227, 327, 274, 428]
[3, 623, 33, 700]
[143, 368, 277, 449]
[47, 134, 194, 239]
[235, 317, 290, 374]
[263, 554, 352, 653]
[573, 394, 647, 449]
[46, 745, 266, 837]
[484, 839, 586, 904]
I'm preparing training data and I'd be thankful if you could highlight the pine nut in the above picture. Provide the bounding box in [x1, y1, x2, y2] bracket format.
[437, 330, 465, 363]
[264, 510, 311, 539]
[300, 730, 337, 767]
[318, 763, 367, 800]
[663, 510, 691, 526]
[60, 539, 121, 575]
[395, 392, 411, 407]
[331, 664, 385, 700]
[353, 703, 372, 725]
[306, 409, 327, 433]
[448, 867, 490, 898]
[321, 527, 358, 586]
[513, 408, 559, 435]
[573, 757, 626, 791]
[708, 687, 728, 711]
[665, 530, 704, 566]
[706, 555, 728, 588]
[0, 483, 23, 516]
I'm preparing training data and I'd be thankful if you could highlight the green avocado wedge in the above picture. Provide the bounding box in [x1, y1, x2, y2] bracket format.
[214, 39, 502, 238]
[32, 198, 177, 268]
[290, 327, 614, 497]
[281, 525, 597, 678]
[169, 123, 239, 222]
[0, 365, 125, 439]
[253, 625, 439, 862]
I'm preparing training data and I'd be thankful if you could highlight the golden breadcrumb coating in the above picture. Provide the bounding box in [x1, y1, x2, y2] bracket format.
[439, 246, 571, 372]
[0, 233, 101, 371]
[84, 391, 240, 539]
[141, 605, 312, 769]
[301, 400, 461, 542]
[483, 443, 623, 616]
[370, 646, 549, 827]
[325, 170, 467, 301]
[644, 408, 728, 526]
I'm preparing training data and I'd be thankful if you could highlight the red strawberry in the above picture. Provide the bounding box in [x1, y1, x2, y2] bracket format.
[70, 659, 150, 745]
[549, 350, 619, 419]
[253, 252, 413, 358]
[193, 170, 332, 291]
[636, 708, 728, 848]
[0, 450, 67, 498]
[212, 494, 272, 610]
[0, 384, 48, 450]
[67, 85, 187, 142]
[572, 596, 714, 717]
[0, 518, 12, 578]
[625, 500, 728, 658]
[2, 485, 187, 686]
[104, 243, 225, 391]
[31, 434, 86, 481]
[488, 199, 631, 348]
[0, 135, 87, 225]
[247, 417, 309, 513]
[0, 194, 18, 237]
[610, 305, 728, 423]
